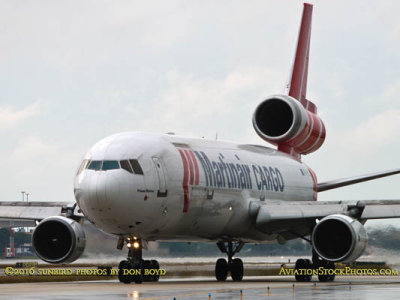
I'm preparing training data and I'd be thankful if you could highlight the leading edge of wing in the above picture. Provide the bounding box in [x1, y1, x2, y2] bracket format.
[317, 168, 400, 192]
[0, 201, 81, 222]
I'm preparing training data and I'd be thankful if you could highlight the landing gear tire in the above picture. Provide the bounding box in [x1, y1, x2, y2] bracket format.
[118, 260, 132, 284]
[142, 260, 151, 282]
[294, 258, 312, 282]
[132, 261, 143, 284]
[318, 261, 335, 282]
[215, 258, 228, 281]
[304, 259, 313, 282]
[150, 259, 160, 282]
[230, 258, 244, 281]
[215, 241, 245, 282]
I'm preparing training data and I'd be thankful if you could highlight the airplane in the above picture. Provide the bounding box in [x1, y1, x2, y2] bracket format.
[2, 2, 400, 284]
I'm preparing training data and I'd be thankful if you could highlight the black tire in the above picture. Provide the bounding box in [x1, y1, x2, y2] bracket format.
[230, 258, 244, 281]
[318, 261, 335, 282]
[151, 260, 160, 282]
[118, 260, 131, 284]
[295, 259, 306, 282]
[303, 259, 313, 282]
[215, 258, 228, 281]
[142, 260, 151, 282]
[326, 262, 335, 282]
[134, 261, 143, 284]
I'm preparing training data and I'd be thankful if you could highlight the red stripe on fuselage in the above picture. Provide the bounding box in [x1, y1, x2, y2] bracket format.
[189, 150, 200, 185]
[184, 150, 194, 185]
[178, 149, 190, 213]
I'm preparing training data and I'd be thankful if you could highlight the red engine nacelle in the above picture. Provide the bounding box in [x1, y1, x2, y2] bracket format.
[252, 94, 325, 156]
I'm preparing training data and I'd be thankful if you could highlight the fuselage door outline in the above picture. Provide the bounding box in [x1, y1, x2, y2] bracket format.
[152, 157, 168, 197]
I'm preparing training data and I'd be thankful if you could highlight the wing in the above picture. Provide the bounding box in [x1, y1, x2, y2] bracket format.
[0, 201, 83, 227]
[250, 199, 400, 241]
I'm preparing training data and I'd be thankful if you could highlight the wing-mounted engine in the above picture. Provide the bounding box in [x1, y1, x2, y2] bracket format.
[32, 216, 86, 264]
[311, 214, 367, 263]
[252, 94, 326, 156]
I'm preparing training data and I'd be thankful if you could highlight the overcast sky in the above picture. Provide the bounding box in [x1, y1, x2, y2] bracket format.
[1, 0, 400, 226]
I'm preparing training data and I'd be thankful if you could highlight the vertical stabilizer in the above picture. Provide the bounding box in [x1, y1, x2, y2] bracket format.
[285, 3, 315, 113]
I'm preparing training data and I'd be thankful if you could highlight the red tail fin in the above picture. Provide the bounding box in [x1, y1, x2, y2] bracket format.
[285, 3, 316, 113]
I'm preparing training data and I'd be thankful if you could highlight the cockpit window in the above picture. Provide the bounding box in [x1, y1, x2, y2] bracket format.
[120, 160, 133, 173]
[130, 159, 144, 175]
[85, 159, 141, 173]
[102, 160, 120, 170]
[88, 160, 102, 170]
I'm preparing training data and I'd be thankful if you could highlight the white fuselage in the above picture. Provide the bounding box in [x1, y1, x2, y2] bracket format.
[74, 132, 315, 243]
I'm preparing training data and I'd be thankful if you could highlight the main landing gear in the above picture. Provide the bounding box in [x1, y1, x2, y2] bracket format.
[118, 237, 160, 284]
[294, 250, 335, 282]
[215, 241, 244, 281]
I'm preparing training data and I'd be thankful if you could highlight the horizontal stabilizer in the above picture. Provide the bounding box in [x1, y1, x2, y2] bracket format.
[317, 168, 400, 192]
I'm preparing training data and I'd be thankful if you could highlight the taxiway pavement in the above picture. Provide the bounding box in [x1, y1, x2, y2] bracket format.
[1, 276, 400, 299]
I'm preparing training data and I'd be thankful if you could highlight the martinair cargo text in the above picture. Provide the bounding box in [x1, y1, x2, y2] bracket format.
[2, 3, 400, 284]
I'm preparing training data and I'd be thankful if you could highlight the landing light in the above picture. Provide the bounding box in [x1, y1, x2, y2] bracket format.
[133, 242, 140, 249]
[127, 243, 132, 248]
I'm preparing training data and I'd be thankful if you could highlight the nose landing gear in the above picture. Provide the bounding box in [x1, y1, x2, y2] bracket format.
[118, 237, 161, 284]
[215, 241, 244, 281]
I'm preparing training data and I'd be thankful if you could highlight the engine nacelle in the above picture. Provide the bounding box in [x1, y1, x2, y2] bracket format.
[252, 94, 326, 155]
[32, 216, 86, 264]
[312, 214, 367, 263]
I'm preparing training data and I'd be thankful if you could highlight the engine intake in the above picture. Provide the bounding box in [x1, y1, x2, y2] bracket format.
[252, 94, 325, 155]
[32, 216, 86, 264]
[312, 214, 367, 263]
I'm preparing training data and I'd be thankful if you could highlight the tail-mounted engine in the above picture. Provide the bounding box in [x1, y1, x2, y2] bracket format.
[252, 94, 326, 156]
[32, 216, 86, 264]
[312, 214, 368, 263]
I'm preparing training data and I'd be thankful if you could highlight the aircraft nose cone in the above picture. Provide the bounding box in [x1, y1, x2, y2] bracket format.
[105, 173, 120, 204]
[74, 172, 120, 210]
[94, 173, 120, 206]
[74, 173, 91, 208]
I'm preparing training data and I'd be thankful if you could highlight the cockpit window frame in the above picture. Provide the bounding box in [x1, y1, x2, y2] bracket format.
[77, 159, 90, 175]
